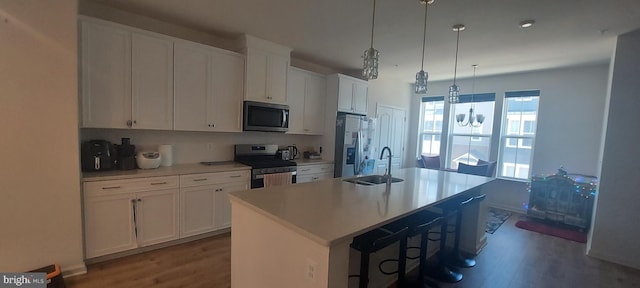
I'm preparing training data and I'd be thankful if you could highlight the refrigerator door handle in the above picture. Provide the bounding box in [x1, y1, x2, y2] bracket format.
[353, 131, 359, 175]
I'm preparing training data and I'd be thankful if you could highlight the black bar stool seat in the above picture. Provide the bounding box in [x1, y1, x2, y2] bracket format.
[382, 210, 443, 288]
[350, 226, 409, 288]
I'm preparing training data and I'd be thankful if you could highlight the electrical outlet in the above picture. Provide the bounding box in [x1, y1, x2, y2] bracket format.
[305, 258, 317, 282]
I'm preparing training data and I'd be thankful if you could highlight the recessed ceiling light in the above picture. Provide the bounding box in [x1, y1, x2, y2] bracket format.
[519, 20, 535, 28]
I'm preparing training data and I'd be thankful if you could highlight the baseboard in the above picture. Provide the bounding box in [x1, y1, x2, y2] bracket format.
[587, 249, 640, 270]
[61, 263, 87, 278]
[85, 228, 231, 265]
[487, 202, 526, 214]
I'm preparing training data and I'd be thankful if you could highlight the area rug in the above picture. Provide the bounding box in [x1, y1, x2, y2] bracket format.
[485, 207, 512, 234]
[515, 218, 587, 243]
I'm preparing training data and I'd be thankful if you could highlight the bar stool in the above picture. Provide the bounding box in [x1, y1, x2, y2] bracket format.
[350, 227, 409, 288]
[429, 193, 487, 285]
[427, 206, 464, 283]
[381, 210, 443, 288]
[446, 194, 487, 268]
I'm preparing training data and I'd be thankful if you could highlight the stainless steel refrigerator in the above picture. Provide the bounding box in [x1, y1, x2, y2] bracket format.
[334, 113, 377, 178]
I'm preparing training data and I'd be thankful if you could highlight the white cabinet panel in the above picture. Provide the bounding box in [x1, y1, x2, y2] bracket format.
[84, 193, 137, 258]
[81, 20, 131, 128]
[83, 176, 179, 258]
[136, 188, 179, 246]
[296, 163, 334, 183]
[179, 170, 249, 237]
[332, 74, 368, 115]
[286, 67, 326, 135]
[304, 74, 326, 134]
[353, 82, 369, 115]
[174, 40, 244, 132]
[174, 41, 210, 131]
[81, 18, 174, 130]
[180, 185, 216, 238]
[286, 68, 306, 134]
[212, 51, 244, 132]
[131, 32, 174, 130]
[243, 36, 291, 104]
[215, 182, 248, 229]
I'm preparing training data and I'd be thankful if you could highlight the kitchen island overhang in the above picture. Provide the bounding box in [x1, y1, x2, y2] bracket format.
[229, 168, 495, 288]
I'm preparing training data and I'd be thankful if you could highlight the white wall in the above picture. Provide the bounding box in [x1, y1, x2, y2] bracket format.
[408, 63, 609, 212]
[589, 29, 640, 269]
[0, 0, 85, 275]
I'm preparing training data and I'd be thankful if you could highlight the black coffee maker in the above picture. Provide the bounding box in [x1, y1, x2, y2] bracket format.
[115, 138, 136, 170]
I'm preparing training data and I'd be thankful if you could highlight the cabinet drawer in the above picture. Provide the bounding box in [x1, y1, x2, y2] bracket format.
[180, 170, 250, 188]
[84, 176, 179, 196]
[297, 164, 334, 176]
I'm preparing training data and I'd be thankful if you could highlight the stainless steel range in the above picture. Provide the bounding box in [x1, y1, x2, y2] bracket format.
[234, 144, 297, 188]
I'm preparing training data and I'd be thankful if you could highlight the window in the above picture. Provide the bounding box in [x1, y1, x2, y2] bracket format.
[499, 91, 540, 180]
[418, 97, 444, 156]
[447, 93, 495, 170]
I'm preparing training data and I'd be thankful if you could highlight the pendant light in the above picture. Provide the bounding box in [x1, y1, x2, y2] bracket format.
[415, 0, 433, 94]
[363, 0, 379, 80]
[448, 24, 465, 103]
[456, 64, 485, 127]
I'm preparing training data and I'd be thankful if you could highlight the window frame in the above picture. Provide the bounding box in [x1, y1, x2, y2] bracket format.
[498, 91, 540, 181]
[417, 97, 444, 157]
[446, 93, 496, 170]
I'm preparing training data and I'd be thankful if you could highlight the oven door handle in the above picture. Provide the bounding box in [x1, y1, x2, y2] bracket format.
[255, 171, 297, 180]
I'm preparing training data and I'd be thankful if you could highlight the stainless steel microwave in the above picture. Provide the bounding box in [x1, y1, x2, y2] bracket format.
[243, 101, 289, 132]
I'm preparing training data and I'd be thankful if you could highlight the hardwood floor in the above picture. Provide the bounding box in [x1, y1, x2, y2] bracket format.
[66, 215, 640, 288]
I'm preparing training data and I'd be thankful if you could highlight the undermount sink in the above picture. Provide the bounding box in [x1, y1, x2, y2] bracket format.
[343, 175, 404, 185]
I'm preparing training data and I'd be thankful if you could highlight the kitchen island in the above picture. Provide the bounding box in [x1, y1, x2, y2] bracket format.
[229, 168, 495, 288]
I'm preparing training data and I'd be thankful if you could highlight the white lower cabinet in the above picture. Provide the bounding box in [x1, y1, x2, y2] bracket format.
[296, 163, 334, 183]
[179, 171, 250, 238]
[83, 176, 179, 258]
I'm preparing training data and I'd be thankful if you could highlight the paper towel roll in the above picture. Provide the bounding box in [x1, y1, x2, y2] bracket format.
[158, 144, 173, 167]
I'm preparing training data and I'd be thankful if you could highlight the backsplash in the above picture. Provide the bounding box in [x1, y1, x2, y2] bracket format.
[81, 129, 324, 164]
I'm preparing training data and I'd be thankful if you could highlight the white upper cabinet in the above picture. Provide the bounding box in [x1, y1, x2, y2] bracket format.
[286, 67, 326, 135]
[80, 17, 174, 129]
[241, 35, 291, 104]
[81, 19, 131, 128]
[173, 40, 244, 132]
[331, 74, 369, 115]
[131, 32, 174, 130]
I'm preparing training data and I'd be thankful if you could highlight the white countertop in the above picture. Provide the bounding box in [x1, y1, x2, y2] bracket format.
[229, 168, 495, 246]
[82, 162, 251, 182]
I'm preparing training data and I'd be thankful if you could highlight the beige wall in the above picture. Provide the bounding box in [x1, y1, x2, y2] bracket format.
[0, 0, 85, 275]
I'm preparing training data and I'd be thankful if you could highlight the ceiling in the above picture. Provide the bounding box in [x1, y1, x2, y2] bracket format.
[85, 0, 640, 83]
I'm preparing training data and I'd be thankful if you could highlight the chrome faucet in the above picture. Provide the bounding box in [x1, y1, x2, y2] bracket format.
[380, 146, 392, 182]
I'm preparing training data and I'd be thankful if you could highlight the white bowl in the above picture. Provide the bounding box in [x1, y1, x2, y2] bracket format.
[136, 151, 162, 169]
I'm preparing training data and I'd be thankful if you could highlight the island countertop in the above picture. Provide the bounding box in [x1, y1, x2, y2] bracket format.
[229, 167, 495, 246]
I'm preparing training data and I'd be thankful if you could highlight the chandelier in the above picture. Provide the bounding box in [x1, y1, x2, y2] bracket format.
[414, 0, 433, 94]
[448, 24, 465, 103]
[363, 0, 379, 80]
[456, 65, 485, 127]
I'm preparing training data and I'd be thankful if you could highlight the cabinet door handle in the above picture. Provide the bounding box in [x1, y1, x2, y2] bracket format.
[150, 182, 167, 185]
[131, 199, 138, 240]
[229, 175, 242, 178]
[193, 178, 208, 182]
[102, 186, 121, 190]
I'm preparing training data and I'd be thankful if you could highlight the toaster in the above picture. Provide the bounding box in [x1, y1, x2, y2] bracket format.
[81, 140, 116, 172]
